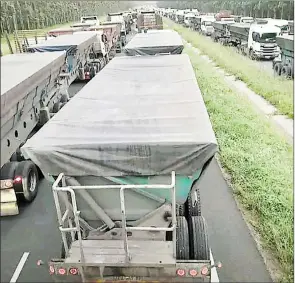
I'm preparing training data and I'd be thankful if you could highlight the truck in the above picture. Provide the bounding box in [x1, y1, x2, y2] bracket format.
[137, 11, 163, 32]
[256, 18, 289, 34]
[183, 12, 196, 28]
[175, 10, 185, 24]
[107, 12, 128, 37]
[27, 33, 98, 82]
[228, 22, 280, 59]
[0, 52, 69, 216]
[21, 53, 220, 282]
[124, 30, 184, 56]
[233, 16, 254, 24]
[200, 16, 216, 36]
[273, 33, 294, 78]
[80, 16, 99, 26]
[47, 27, 84, 37]
[101, 21, 126, 52]
[211, 21, 234, 44]
[87, 24, 121, 59]
[215, 10, 233, 22]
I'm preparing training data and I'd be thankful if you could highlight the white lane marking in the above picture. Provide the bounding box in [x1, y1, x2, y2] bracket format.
[10, 252, 30, 283]
[210, 249, 220, 282]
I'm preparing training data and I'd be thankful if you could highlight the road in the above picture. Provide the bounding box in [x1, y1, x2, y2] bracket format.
[1, 28, 272, 283]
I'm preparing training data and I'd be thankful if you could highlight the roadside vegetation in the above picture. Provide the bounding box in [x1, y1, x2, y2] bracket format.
[165, 19, 294, 119]
[184, 46, 293, 282]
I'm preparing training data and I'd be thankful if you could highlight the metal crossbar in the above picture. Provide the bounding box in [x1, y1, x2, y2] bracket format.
[52, 172, 176, 280]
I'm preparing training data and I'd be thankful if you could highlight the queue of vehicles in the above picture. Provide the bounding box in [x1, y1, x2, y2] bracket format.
[1, 7, 222, 282]
[162, 7, 293, 78]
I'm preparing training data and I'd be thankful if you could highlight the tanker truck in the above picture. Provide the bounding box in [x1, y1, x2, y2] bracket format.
[228, 22, 280, 59]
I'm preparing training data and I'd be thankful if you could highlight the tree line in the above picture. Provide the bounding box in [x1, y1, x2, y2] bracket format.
[157, 0, 294, 20]
[0, 1, 132, 34]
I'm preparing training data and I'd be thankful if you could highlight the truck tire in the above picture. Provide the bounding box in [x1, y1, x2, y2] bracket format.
[0, 162, 19, 179]
[90, 66, 96, 79]
[186, 188, 201, 217]
[13, 161, 39, 203]
[281, 65, 291, 78]
[249, 49, 256, 60]
[52, 102, 62, 113]
[189, 216, 210, 260]
[177, 204, 186, 216]
[176, 216, 190, 260]
[274, 63, 282, 76]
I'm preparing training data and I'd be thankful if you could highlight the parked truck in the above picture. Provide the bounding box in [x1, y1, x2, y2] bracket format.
[80, 16, 100, 26]
[101, 21, 126, 52]
[212, 21, 234, 44]
[27, 33, 98, 82]
[137, 11, 163, 32]
[0, 52, 69, 216]
[107, 12, 128, 37]
[233, 16, 254, 24]
[200, 16, 216, 36]
[21, 53, 220, 282]
[273, 33, 294, 78]
[228, 22, 280, 59]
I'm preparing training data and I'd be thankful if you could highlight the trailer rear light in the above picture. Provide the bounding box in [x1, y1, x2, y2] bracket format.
[49, 265, 55, 275]
[189, 269, 198, 276]
[69, 267, 79, 275]
[201, 266, 209, 275]
[14, 176, 22, 184]
[57, 267, 67, 275]
[176, 268, 185, 276]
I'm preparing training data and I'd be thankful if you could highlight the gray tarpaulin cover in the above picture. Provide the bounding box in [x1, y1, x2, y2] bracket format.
[22, 54, 218, 177]
[27, 33, 96, 53]
[1, 52, 66, 122]
[124, 30, 184, 55]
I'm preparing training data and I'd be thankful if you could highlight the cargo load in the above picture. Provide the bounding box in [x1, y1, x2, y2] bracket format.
[124, 30, 184, 55]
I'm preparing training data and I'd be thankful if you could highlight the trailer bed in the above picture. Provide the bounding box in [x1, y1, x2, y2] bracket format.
[124, 30, 184, 55]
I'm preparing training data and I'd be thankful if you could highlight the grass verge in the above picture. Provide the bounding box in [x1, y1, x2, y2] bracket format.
[184, 46, 293, 282]
[165, 19, 294, 119]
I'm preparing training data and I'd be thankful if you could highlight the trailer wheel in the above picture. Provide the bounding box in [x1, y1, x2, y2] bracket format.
[281, 65, 291, 78]
[90, 66, 96, 79]
[176, 216, 190, 260]
[177, 204, 186, 216]
[14, 161, 39, 203]
[189, 216, 210, 260]
[186, 188, 201, 216]
[274, 63, 282, 76]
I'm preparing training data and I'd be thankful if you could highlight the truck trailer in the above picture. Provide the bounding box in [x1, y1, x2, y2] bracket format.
[228, 22, 280, 59]
[21, 54, 219, 282]
[211, 21, 234, 44]
[27, 33, 98, 82]
[47, 27, 84, 37]
[273, 34, 294, 78]
[137, 11, 163, 32]
[124, 30, 184, 56]
[0, 52, 68, 216]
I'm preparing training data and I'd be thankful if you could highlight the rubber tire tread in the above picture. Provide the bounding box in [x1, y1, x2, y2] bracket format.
[14, 161, 39, 202]
[189, 216, 210, 260]
[0, 162, 19, 179]
[187, 188, 201, 216]
[176, 216, 190, 260]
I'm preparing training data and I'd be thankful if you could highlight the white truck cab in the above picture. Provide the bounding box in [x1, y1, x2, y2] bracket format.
[184, 13, 196, 27]
[259, 18, 289, 34]
[248, 23, 281, 59]
[200, 16, 215, 35]
[80, 16, 100, 26]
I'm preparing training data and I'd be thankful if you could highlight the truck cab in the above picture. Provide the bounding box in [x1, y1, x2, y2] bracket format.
[200, 16, 215, 36]
[258, 18, 289, 35]
[80, 16, 99, 26]
[248, 24, 281, 59]
[184, 13, 196, 28]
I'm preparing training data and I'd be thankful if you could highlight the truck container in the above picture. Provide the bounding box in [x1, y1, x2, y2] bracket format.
[21, 54, 219, 282]
[107, 12, 127, 38]
[211, 21, 234, 43]
[27, 33, 97, 82]
[228, 22, 280, 59]
[273, 34, 294, 78]
[87, 24, 121, 59]
[0, 52, 68, 216]
[137, 11, 163, 32]
[47, 27, 84, 37]
[124, 30, 184, 56]
[101, 21, 126, 52]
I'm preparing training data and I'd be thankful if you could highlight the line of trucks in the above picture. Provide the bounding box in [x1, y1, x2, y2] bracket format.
[161, 8, 294, 79]
[1, 9, 221, 283]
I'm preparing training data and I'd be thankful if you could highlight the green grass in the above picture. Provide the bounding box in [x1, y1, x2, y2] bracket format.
[165, 19, 294, 119]
[184, 46, 293, 282]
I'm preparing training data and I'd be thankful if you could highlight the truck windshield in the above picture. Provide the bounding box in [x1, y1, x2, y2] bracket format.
[82, 17, 97, 21]
[259, 33, 277, 42]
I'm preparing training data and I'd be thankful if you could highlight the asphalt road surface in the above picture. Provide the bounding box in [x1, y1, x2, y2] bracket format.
[1, 29, 272, 282]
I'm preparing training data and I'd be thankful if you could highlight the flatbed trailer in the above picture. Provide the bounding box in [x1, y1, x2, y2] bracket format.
[22, 54, 220, 282]
[0, 52, 68, 216]
[124, 30, 184, 56]
[27, 33, 97, 83]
